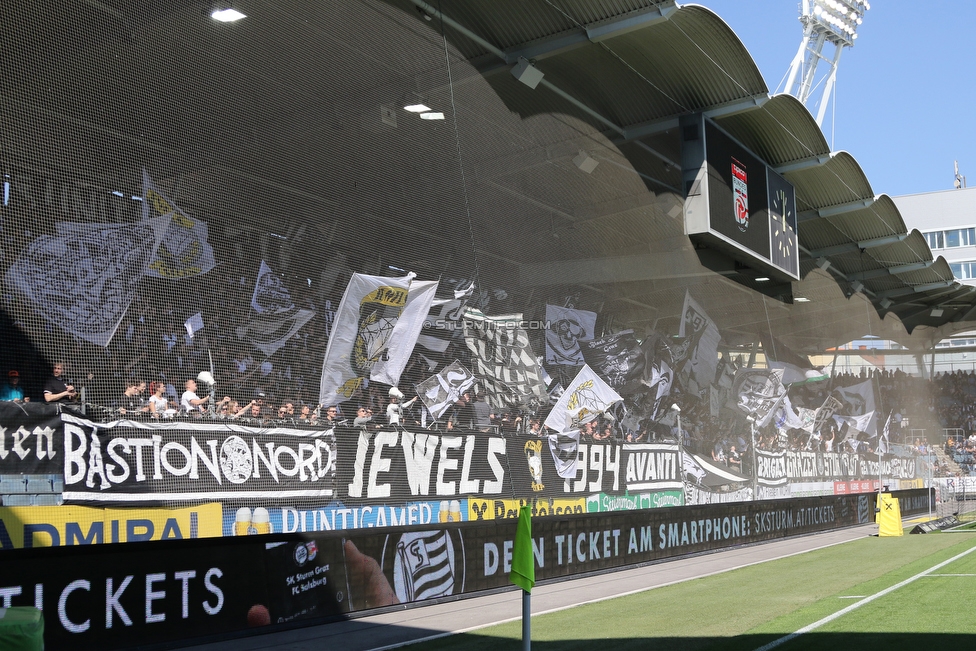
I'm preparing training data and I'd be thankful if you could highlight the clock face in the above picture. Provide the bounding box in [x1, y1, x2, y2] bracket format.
[769, 184, 797, 276]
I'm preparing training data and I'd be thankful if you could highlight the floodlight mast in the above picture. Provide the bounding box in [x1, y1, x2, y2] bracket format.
[783, 0, 869, 127]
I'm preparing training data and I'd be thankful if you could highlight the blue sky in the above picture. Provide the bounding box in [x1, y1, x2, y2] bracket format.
[692, 1, 976, 198]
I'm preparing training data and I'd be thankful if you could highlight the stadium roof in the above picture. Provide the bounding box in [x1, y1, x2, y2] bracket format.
[391, 0, 976, 349]
[8, 0, 976, 358]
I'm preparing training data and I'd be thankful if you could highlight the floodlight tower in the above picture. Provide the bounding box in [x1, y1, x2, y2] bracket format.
[783, 0, 869, 127]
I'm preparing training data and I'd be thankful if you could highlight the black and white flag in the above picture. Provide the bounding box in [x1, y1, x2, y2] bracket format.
[5, 216, 171, 346]
[545, 304, 597, 366]
[142, 170, 216, 279]
[678, 291, 721, 390]
[639, 333, 677, 421]
[547, 430, 581, 479]
[731, 368, 785, 427]
[242, 260, 315, 357]
[251, 260, 295, 314]
[415, 360, 477, 420]
[832, 379, 877, 436]
[580, 330, 645, 393]
[416, 282, 475, 355]
[461, 308, 547, 409]
[880, 411, 892, 454]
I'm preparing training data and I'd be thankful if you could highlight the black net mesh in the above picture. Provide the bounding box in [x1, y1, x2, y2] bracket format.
[0, 0, 944, 550]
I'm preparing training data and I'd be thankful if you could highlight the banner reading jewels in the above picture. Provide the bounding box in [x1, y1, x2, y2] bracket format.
[336, 431, 681, 503]
[0, 489, 930, 650]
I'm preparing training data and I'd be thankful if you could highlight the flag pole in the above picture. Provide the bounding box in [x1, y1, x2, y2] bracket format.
[510, 505, 534, 651]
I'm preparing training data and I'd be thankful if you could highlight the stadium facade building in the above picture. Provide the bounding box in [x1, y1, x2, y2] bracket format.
[893, 186, 976, 288]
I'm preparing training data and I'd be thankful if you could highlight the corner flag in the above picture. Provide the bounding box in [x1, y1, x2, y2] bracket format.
[510, 505, 535, 592]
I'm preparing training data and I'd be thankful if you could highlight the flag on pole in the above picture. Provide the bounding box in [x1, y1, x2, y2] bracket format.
[142, 170, 216, 279]
[319, 273, 437, 406]
[510, 505, 535, 593]
[879, 411, 892, 454]
[543, 365, 623, 434]
[545, 304, 597, 365]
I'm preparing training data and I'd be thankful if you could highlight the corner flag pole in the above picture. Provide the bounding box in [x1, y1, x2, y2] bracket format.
[510, 505, 534, 651]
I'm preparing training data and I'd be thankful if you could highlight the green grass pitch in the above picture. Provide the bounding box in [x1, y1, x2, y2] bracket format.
[421, 528, 976, 650]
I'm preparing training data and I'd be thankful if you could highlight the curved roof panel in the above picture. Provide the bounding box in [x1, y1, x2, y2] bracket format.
[826, 195, 908, 245]
[785, 152, 874, 211]
[714, 94, 829, 167]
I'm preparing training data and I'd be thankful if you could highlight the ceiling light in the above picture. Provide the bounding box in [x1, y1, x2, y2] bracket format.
[511, 57, 544, 89]
[573, 151, 598, 174]
[795, 297, 811, 303]
[755, 277, 770, 282]
[404, 104, 432, 113]
[211, 8, 246, 22]
[419, 112, 445, 120]
[931, 308, 945, 318]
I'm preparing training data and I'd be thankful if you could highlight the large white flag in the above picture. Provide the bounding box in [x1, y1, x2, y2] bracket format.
[678, 291, 720, 389]
[544, 364, 623, 434]
[142, 170, 216, 279]
[545, 304, 597, 365]
[5, 216, 171, 346]
[833, 379, 877, 436]
[319, 273, 437, 406]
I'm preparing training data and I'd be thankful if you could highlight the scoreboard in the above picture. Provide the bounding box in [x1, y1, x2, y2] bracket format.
[681, 113, 799, 283]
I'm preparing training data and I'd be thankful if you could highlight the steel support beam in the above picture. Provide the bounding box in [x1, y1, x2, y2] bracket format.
[847, 260, 936, 281]
[773, 153, 832, 174]
[806, 232, 910, 258]
[798, 197, 875, 223]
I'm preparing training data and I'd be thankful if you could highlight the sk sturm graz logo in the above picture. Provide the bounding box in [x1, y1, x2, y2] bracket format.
[524, 439, 545, 492]
[732, 159, 749, 232]
[339, 286, 409, 397]
[219, 435, 253, 484]
[294, 540, 318, 566]
[381, 529, 465, 603]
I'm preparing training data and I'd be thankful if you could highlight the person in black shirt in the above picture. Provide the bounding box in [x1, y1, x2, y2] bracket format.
[43, 362, 76, 403]
[119, 380, 149, 415]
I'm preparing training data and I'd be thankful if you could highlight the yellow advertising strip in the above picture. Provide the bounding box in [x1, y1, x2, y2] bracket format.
[0, 503, 222, 550]
[467, 497, 585, 521]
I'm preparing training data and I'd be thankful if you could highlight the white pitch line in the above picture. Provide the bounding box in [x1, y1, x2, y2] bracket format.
[751, 542, 976, 651]
[364, 530, 876, 651]
[924, 573, 976, 576]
